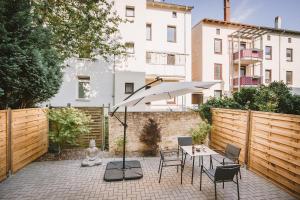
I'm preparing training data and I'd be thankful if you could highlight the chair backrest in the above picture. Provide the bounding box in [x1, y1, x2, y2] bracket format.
[214, 164, 240, 182]
[225, 144, 241, 161]
[178, 137, 192, 148]
[159, 148, 165, 161]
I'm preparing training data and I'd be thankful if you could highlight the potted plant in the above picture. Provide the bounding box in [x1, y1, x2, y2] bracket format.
[190, 121, 211, 145]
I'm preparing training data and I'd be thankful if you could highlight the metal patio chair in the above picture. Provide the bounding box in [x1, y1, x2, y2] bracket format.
[158, 148, 183, 184]
[200, 164, 241, 200]
[211, 144, 242, 179]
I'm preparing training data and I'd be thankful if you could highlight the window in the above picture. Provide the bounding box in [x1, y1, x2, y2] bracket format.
[286, 71, 293, 85]
[216, 28, 220, 35]
[146, 52, 151, 63]
[288, 38, 292, 43]
[267, 35, 271, 41]
[265, 46, 272, 60]
[265, 70, 272, 83]
[172, 11, 177, 18]
[146, 24, 152, 41]
[78, 76, 90, 99]
[167, 26, 176, 42]
[125, 42, 134, 54]
[214, 64, 222, 80]
[240, 42, 246, 50]
[286, 48, 293, 62]
[192, 94, 203, 105]
[214, 90, 222, 98]
[240, 67, 246, 76]
[214, 38, 222, 54]
[125, 83, 134, 94]
[167, 54, 175, 65]
[126, 6, 135, 17]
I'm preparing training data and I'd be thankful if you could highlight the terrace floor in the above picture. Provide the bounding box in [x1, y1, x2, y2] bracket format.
[0, 157, 296, 200]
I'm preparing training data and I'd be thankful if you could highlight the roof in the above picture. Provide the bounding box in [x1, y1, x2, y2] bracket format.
[146, 1, 193, 12]
[196, 18, 300, 36]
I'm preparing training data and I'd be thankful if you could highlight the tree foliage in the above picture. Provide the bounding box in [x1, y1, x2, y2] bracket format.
[198, 81, 300, 123]
[0, 0, 63, 109]
[48, 107, 91, 154]
[140, 118, 162, 156]
[32, 0, 126, 59]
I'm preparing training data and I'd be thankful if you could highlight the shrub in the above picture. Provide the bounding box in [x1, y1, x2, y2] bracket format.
[190, 121, 211, 144]
[198, 97, 241, 124]
[114, 136, 126, 155]
[233, 87, 258, 110]
[140, 118, 162, 156]
[48, 107, 91, 154]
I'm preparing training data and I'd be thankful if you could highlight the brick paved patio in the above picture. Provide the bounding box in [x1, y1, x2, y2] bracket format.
[0, 157, 296, 200]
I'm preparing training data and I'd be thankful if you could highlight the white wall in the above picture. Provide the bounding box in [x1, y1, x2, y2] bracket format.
[47, 58, 114, 107]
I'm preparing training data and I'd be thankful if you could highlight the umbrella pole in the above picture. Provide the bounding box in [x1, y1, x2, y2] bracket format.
[123, 106, 127, 171]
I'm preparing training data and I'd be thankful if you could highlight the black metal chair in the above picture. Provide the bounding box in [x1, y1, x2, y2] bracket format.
[158, 148, 183, 184]
[211, 144, 242, 179]
[177, 136, 193, 164]
[200, 164, 241, 200]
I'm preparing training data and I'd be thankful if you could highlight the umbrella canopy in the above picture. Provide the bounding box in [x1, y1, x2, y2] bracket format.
[114, 81, 218, 108]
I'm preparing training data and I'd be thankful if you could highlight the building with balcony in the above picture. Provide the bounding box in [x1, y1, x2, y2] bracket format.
[46, 0, 193, 111]
[192, 0, 300, 104]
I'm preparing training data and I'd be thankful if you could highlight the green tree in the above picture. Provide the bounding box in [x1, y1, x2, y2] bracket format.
[0, 0, 63, 109]
[233, 87, 258, 110]
[48, 108, 91, 154]
[32, 0, 126, 59]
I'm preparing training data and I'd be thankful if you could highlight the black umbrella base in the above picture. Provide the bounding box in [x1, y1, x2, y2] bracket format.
[104, 160, 143, 182]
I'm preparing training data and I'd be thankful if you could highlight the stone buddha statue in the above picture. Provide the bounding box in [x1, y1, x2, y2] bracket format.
[81, 139, 102, 167]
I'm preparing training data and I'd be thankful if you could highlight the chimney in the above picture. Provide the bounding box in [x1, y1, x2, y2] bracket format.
[275, 16, 282, 29]
[224, 0, 230, 21]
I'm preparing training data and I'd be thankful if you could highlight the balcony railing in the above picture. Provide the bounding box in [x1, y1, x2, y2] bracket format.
[233, 49, 263, 63]
[233, 76, 262, 86]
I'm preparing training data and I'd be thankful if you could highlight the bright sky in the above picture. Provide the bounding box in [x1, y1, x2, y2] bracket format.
[166, 0, 300, 31]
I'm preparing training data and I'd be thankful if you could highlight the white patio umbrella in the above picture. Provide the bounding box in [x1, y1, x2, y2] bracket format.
[114, 81, 218, 108]
[104, 80, 218, 182]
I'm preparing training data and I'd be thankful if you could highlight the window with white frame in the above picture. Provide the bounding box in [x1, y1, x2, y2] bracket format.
[216, 28, 220, 35]
[125, 42, 134, 54]
[265, 70, 272, 83]
[286, 71, 293, 85]
[214, 90, 222, 98]
[288, 38, 292, 43]
[286, 48, 293, 62]
[146, 24, 152, 41]
[214, 38, 222, 54]
[267, 35, 271, 41]
[126, 6, 135, 17]
[78, 76, 90, 99]
[167, 26, 176, 42]
[265, 46, 272, 60]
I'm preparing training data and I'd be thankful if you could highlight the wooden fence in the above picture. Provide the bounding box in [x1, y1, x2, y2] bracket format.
[0, 108, 48, 182]
[211, 108, 300, 197]
[0, 110, 8, 182]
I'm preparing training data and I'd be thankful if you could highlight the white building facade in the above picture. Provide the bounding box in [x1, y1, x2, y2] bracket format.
[192, 18, 300, 104]
[47, 0, 193, 111]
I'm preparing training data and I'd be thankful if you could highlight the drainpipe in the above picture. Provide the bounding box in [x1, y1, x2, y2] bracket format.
[183, 11, 187, 110]
[112, 54, 116, 106]
[238, 32, 241, 92]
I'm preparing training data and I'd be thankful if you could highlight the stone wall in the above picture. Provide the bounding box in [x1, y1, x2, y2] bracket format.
[109, 111, 202, 153]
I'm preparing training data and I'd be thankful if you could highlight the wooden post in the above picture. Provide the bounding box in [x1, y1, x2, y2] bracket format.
[102, 105, 105, 151]
[244, 110, 252, 168]
[7, 108, 12, 176]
